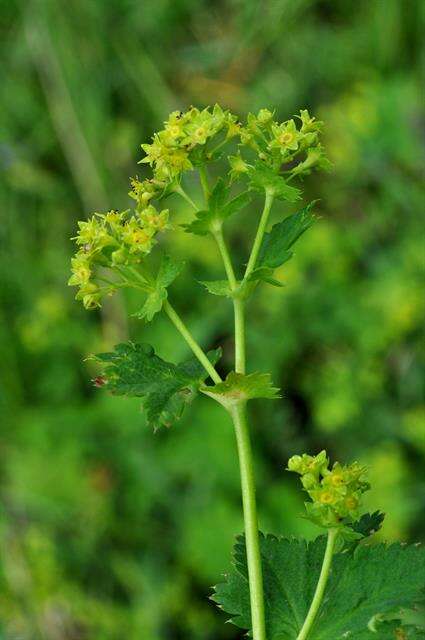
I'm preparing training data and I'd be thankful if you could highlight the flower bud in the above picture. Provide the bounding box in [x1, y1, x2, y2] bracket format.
[257, 108, 274, 124]
[111, 248, 128, 265]
[301, 473, 317, 490]
[287, 455, 303, 473]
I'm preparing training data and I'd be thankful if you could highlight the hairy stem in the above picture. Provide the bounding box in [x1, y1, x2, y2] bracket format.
[244, 189, 274, 280]
[230, 403, 266, 640]
[163, 300, 222, 384]
[296, 528, 338, 640]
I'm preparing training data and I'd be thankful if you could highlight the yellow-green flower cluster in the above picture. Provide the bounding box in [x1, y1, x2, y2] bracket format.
[139, 105, 239, 184]
[68, 207, 168, 309]
[288, 451, 370, 528]
[70, 104, 330, 313]
[232, 108, 330, 177]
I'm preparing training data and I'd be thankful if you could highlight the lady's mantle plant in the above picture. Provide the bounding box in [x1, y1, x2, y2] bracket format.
[69, 106, 424, 639]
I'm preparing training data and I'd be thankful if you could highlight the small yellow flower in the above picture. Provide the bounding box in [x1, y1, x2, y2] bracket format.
[270, 120, 300, 152]
[228, 153, 250, 181]
[345, 495, 358, 510]
[318, 490, 337, 505]
[68, 255, 91, 286]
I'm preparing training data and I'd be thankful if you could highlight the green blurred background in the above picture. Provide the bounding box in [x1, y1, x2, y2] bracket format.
[1, 1, 424, 638]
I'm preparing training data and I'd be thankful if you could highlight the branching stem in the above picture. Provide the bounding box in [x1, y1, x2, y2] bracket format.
[213, 222, 265, 639]
[244, 189, 274, 280]
[296, 528, 338, 640]
[170, 180, 269, 639]
[213, 228, 237, 289]
[163, 300, 222, 384]
[174, 183, 199, 211]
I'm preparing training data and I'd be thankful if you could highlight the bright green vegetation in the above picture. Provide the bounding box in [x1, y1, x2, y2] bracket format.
[66, 102, 424, 638]
[1, 2, 424, 639]
[68, 103, 332, 640]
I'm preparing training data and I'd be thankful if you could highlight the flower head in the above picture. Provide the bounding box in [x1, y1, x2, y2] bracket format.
[69, 204, 169, 309]
[287, 451, 369, 529]
[236, 108, 330, 178]
[139, 105, 235, 186]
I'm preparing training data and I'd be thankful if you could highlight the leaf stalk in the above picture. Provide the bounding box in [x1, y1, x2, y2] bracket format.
[296, 528, 338, 640]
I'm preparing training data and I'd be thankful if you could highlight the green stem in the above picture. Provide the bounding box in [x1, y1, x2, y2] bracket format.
[233, 298, 246, 374]
[174, 183, 199, 211]
[213, 228, 237, 289]
[169, 181, 266, 638]
[230, 403, 266, 640]
[213, 228, 246, 374]
[199, 165, 210, 202]
[207, 137, 228, 158]
[163, 300, 222, 385]
[230, 238, 265, 639]
[296, 528, 338, 640]
[212, 227, 246, 373]
[244, 189, 274, 280]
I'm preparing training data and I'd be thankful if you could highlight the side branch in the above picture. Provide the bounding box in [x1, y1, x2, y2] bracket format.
[244, 189, 274, 280]
[296, 528, 338, 640]
[163, 300, 222, 384]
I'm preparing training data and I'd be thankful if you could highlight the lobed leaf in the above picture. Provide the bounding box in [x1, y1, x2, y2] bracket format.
[249, 202, 317, 285]
[351, 510, 385, 538]
[248, 163, 302, 201]
[213, 532, 425, 639]
[183, 178, 252, 236]
[135, 255, 183, 321]
[92, 341, 221, 429]
[199, 280, 234, 298]
[202, 371, 280, 408]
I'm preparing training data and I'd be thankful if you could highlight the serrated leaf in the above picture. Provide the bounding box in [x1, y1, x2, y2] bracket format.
[183, 178, 252, 236]
[92, 341, 221, 429]
[213, 533, 425, 639]
[352, 511, 385, 538]
[249, 202, 317, 285]
[209, 176, 229, 212]
[224, 190, 252, 217]
[248, 163, 301, 202]
[202, 371, 280, 408]
[199, 280, 234, 297]
[356, 620, 424, 639]
[135, 255, 183, 321]
[247, 265, 290, 286]
[258, 201, 317, 268]
[181, 209, 214, 236]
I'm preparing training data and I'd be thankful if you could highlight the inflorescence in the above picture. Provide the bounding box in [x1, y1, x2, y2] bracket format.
[69, 105, 330, 309]
[287, 451, 370, 529]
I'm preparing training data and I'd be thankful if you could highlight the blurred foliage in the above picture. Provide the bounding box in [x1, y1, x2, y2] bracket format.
[1, 0, 424, 638]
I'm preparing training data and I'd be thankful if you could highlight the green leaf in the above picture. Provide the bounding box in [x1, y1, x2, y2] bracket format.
[249, 202, 317, 285]
[183, 178, 252, 236]
[258, 201, 317, 268]
[248, 163, 301, 202]
[209, 176, 229, 211]
[352, 510, 385, 538]
[92, 341, 222, 429]
[213, 533, 425, 639]
[202, 371, 280, 408]
[199, 280, 234, 298]
[181, 209, 214, 236]
[135, 255, 183, 321]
